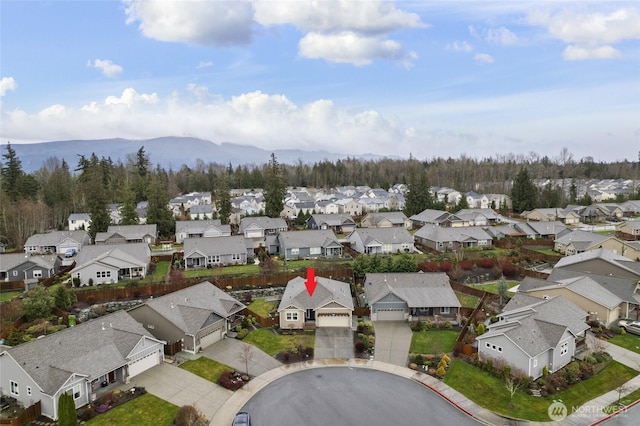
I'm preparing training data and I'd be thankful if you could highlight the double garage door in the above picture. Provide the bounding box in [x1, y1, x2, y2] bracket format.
[317, 314, 351, 328]
[129, 349, 162, 378]
[375, 309, 406, 321]
[199, 326, 224, 349]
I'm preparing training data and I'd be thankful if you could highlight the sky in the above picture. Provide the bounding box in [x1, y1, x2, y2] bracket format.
[1, 0, 639, 163]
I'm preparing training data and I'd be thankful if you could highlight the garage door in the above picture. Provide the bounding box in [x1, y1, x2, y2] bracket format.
[376, 310, 405, 321]
[129, 350, 161, 377]
[199, 327, 223, 349]
[317, 315, 351, 328]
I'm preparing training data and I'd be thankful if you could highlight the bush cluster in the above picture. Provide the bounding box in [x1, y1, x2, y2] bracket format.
[218, 371, 245, 391]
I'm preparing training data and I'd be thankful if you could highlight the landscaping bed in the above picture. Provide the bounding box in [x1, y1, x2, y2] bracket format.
[79, 386, 147, 423]
[354, 319, 375, 359]
[85, 393, 178, 426]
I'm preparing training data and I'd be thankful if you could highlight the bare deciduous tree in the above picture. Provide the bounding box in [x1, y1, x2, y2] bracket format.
[238, 344, 254, 376]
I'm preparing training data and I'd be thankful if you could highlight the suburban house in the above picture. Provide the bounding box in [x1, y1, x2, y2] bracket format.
[578, 204, 624, 223]
[174, 220, 231, 244]
[0, 310, 164, 421]
[24, 230, 91, 255]
[127, 281, 245, 354]
[413, 225, 493, 252]
[515, 221, 570, 240]
[455, 209, 503, 226]
[517, 276, 627, 326]
[431, 187, 462, 205]
[189, 204, 215, 220]
[278, 269, 354, 329]
[364, 272, 460, 322]
[95, 224, 158, 245]
[476, 293, 589, 380]
[409, 209, 452, 228]
[465, 192, 489, 209]
[553, 230, 609, 255]
[183, 236, 248, 269]
[67, 213, 91, 231]
[521, 208, 580, 225]
[0, 253, 59, 285]
[485, 194, 512, 210]
[239, 216, 288, 249]
[336, 198, 363, 217]
[347, 227, 415, 255]
[552, 249, 640, 281]
[617, 219, 640, 241]
[70, 243, 151, 286]
[360, 212, 412, 229]
[315, 200, 340, 215]
[278, 230, 343, 260]
[306, 214, 356, 234]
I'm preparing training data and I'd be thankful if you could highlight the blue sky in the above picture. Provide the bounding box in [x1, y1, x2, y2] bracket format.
[1, 0, 639, 163]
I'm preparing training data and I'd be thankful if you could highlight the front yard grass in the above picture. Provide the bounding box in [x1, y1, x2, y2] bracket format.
[243, 328, 315, 356]
[410, 330, 458, 354]
[604, 387, 640, 413]
[444, 359, 638, 421]
[246, 298, 277, 317]
[86, 393, 178, 426]
[0, 291, 21, 303]
[608, 333, 640, 354]
[179, 357, 233, 383]
[468, 280, 519, 295]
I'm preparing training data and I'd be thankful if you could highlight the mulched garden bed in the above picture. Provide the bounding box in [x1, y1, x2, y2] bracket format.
[78, 386, 147, 422]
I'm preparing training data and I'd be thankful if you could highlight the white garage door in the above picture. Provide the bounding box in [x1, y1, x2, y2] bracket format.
[376, 310, 405, 321]
[129, 350, 161, 377]
[317, 315, 351, 328]
[199, 327, 223, 349]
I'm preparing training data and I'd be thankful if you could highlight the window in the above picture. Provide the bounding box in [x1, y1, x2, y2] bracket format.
[208, 255, 220, 264]
[96, 271, 111, 278]
[485, 342, 490, 348]
[27, 386, 32, 396]
[10, 381, 18, 396]
[12, 271, 18, 276]
[231, 253, 241, 261]
[67, 384, 81, 400]
[310, 247, 321, 255]
[291, 248, 299, 255]
[33, 270, 43, 278]
[498, 347, 503, 353]
[560, 342, 568, 356]
[440, 307, 450, 314]
[286, 312, 298, 321]
[533, 357, 538, 368]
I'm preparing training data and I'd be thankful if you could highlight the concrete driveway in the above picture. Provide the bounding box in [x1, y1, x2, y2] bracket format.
[202, 337, 281, 377]
[314, 327, 354, 359]
[373, 321, 412, 366]
[121, 362, 231, 422]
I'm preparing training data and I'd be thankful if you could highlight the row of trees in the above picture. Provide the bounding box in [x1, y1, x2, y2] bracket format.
[2, 143, 638, 248]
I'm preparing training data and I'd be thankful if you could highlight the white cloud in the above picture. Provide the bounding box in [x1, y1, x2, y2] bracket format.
[123, 0, 254, 46]
[474, 53, 494, 64]
[299, 32, 416, 66]
[529, 6, 640, 59]
[88, 59, 123, 78]
[485, 26, 519, 45]
[196, 61, 214, 69]
[446, 41, 473, 52]
[0, 77, 17, 96]
[122, 0, 422, 66]
[562, 45, 621, 60]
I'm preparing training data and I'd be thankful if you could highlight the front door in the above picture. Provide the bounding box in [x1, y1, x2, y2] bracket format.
[306, 309, 315, 321]
[108, 371, 116, 383]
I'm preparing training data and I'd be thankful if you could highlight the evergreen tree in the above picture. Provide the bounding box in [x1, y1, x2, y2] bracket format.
[264, 153, 285, 218]
[451, 193, 469, 213]
[215, 173, 232, 225]
[404, 167, 432, 217]
[133, 146, 151, 202]
[511, 168, 538, 213]
[120, 185, 139, 225]
[1, 142, 24, 200]
[569, 180, 578, 204]
[85, 158, 110, 242]
[57, 392, 78, 426]
[146, 173, 175, 237]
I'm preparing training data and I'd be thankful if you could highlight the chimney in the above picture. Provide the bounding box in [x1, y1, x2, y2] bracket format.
[306, 268, 316, 286]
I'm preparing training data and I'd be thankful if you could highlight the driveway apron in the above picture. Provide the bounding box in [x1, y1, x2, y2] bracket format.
[120, 362, 232, 422]
[202, 337, 282, 377]
[314, 327, 354, 359]
[373, 321, 412, 366]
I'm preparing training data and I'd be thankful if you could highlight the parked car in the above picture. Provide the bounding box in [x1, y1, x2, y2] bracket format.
[618, 320, 640, 336]
[232, 411, 251, 426]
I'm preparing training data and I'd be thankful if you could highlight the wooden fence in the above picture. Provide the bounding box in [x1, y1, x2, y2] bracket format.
[213, 267, 354, 290]
[0, 401, 41, 426]
[164, 341, 182, 356]
[244, 308, 278, 328]
[0, 281, 24, 292]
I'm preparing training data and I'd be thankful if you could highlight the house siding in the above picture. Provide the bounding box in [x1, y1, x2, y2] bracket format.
[280, 308, 305, 329]
[0, 354, 51, 417]
[478, 334, 531, 376]
[526, 288, 619, 326]
[127, 305, 189, 350]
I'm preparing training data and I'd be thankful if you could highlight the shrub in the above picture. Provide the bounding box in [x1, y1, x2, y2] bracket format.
[174, 405, 207, 426]
[563, 361, 581, 384]
[503, 365, 511, 378]
[424, 262, 439, 272]
[218, 371, 244, 391]
[477, 258, 495, 269]
[437, 358, 448, 370]
[414, 354, 425, 365]
[355, 342, 365, 353]
[236, 329, 249, 339]
[579, 360, 595, 380]
[460, 260, 474, 270]
[439, 261, 452, 273]
[412, 320, 424, 332]
[485, 358, 493, 372]
[542, 365, 549, 377]
[501, 262, 517, 277]
[357, 324, 364, 333]
[436, 366, 447, 377]
[57, 392, 77, 426]
[476, 323, 485, 335]
[441, 354, 451, 364]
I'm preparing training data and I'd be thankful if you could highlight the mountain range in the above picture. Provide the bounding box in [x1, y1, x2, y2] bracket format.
[8, 137, 398, 173]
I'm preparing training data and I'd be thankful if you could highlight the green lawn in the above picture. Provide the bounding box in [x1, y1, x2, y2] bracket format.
[604, 387, 640, 413]
[469, 280, 519, 295]
[141, 261, 170, 282]
[179, 357, 233, 383]
[410, 330, 458, 354]
[444, 359, 638, 421]
[0, 291, 21, 303]
[86, 393, 178, 426]
[243, 328, 315, 356]
[247, 298, 277, 317]
[609, 333, 640, 354]
[455, 291, 480, 308]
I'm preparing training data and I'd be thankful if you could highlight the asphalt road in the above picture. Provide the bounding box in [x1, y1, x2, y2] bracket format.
[240, 367, 481, 426]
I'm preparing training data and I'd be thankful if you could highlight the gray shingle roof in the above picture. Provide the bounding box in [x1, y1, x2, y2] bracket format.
[364, 272, 460, 308]
[138, 281, 245, 334]
[24, 230, 90, 248]
[548, 268, 640, 304]
[5, 310, 158, 395]
[105, 224, 158, 240]
[363, 212, 408, 226]
[554, 248, 640, 277]
[73, 243, 150, 270]
[278, 229, 341, 249]
[349, 227, 414, 245]
[410, 209, 451, 223]
[278, 275, 354, 311]
[478, 294, 589, 357]
[184, 235, 247, 256]
[414, 225, 493, 243]
[239, 216, 287, 232]
[309, 214, 355, 227]
[520, 276, 621, 310]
